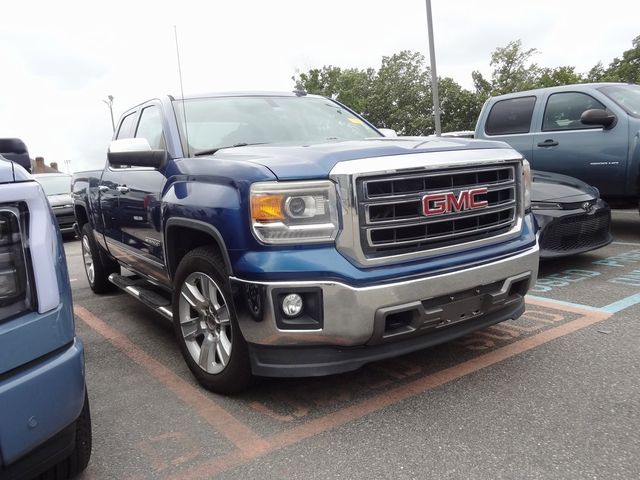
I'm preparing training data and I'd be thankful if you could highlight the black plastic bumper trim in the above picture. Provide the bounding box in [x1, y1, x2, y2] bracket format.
[248, 299, 525, 377]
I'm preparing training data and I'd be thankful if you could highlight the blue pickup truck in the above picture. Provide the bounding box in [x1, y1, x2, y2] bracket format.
[73, 91, 539, 394]
[475, 83, 640, 209]
[0, 142, 91, 479]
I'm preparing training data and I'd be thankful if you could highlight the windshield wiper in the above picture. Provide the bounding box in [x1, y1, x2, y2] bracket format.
[194, 143, 268, 156]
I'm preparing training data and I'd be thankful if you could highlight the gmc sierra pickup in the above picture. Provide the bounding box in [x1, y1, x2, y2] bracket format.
[73, 91, 539, 393]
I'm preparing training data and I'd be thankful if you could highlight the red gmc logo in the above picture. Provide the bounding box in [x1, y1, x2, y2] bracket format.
[422, 188, 488, 216]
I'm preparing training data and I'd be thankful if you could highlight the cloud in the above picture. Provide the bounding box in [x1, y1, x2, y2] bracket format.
[1, 32, 106, 90]
[0, 0, 637, 172]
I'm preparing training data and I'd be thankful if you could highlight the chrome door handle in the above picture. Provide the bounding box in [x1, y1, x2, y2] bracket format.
[116, 186, 130, 194]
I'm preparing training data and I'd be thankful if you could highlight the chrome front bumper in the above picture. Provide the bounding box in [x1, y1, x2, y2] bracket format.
[230, 244, 539, 349]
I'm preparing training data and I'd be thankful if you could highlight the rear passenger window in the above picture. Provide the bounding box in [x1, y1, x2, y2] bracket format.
[485, 96, 536, 135]
[116, 112, 137, 139]
[542, 92, 606, 131]
[135, 106, 166, 150]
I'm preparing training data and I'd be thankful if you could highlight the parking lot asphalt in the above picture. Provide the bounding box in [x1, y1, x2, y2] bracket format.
[69, 209, 640, 480]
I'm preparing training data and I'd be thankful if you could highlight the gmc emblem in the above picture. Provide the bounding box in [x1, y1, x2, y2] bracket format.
[422, 188, 488, 216]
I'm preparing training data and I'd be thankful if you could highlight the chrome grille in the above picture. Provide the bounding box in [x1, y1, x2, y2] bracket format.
[357, 165, 519, 256]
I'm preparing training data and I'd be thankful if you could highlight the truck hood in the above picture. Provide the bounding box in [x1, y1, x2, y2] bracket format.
[531, 170, 599, 203]
[210, 137, 513, 179]
[47, 193, 73, 207]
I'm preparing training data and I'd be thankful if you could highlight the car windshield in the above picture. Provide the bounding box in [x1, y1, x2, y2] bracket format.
[599, 84, 640, 118]
[172, 95, 380, 154]
[36, 175, 71, 196]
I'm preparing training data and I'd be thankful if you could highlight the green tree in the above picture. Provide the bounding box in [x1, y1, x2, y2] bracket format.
[488, 40, 540, 94]
[603, 35, 640, 83]
[537, 66, 584, 88]
[366, 51, 434, 135]
[439, 77, 484, 132]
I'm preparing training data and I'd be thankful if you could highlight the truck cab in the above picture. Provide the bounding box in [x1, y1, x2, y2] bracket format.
[475, 83, 640, 206]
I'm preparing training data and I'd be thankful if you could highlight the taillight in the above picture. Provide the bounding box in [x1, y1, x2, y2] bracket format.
[0, 206, 31, 320]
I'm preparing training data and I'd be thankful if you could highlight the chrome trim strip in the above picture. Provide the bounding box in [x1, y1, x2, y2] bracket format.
[367, 216, 516, 247]
[230, 244, 539, 346]
[363, 166, 514, 199]
[363, 180, 515, 203]
[365, 198, 516, 226]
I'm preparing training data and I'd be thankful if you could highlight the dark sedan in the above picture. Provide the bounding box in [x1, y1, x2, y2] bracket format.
[532, 170, 612, 259]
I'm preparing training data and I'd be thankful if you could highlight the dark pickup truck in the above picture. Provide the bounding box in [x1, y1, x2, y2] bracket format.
[475, 83, 640, 210]
[73, 91, 539, 393]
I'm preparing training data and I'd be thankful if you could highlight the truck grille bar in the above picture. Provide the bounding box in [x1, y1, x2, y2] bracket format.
[357, 165, 518, 257]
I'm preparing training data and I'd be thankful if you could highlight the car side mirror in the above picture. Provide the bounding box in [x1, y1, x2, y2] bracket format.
[378, 128, 398, 137]
[580, 109, 616, 129]
[107, 139, 168, 169]
[0, 138, 32, 173]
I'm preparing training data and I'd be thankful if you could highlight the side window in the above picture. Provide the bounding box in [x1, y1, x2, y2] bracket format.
[485, 96, 536, 135]
[115, 112, 137, 139]
[135, 106, 166, 150]
[542, 92, 607, 131]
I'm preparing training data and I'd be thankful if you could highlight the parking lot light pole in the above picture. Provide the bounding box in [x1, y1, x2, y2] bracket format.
[425, 0, 441, 136]
[103, 95, 115, 133]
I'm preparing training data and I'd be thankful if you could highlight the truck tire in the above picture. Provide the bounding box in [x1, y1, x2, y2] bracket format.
[172, 246, 251, 394]
[80, 223, 120, 294]
[39, 390, 92, 479]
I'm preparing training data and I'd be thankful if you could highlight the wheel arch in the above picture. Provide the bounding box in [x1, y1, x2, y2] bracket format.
[74, 203, 89, 229]
[164, 218, 233, 282]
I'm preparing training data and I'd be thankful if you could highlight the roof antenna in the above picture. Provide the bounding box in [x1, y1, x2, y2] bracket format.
[174, 25, 190, 157]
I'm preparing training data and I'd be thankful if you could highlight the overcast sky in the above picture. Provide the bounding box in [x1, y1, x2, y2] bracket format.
[0, 0, 637, 172]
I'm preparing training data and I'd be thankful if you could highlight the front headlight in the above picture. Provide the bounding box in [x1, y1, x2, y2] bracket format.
[0, 207, 31, 320]
[250, 180, 339, 244]
[522, 159, 531, 211]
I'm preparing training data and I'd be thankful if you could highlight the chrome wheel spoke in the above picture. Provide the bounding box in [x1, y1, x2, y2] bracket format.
[216, 305, 230, 326]
[200, 274, 214, 303]
[198, 334, 216, 370]
[181, 318, 199, 341]
[216, 330, 232, 366]
[182, 280, 205, 308]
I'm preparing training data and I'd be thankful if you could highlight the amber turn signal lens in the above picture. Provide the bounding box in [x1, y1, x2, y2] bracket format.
[251, 194, 285, 222]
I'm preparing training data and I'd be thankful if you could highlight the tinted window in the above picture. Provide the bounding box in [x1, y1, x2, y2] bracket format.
[116, 112, 137, 139]
[543, 92, 606, 131]
[135, 106, 165, 150]
[485, 96, 536, 135]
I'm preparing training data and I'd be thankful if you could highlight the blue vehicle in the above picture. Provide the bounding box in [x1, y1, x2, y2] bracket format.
[72, 92, 539, 394]
[474, 83, 640, 209]
[0, 140, 91, 479]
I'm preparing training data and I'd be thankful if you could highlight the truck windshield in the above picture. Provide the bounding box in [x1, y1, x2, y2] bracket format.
[35, 176, 71, 196]
[599, 84, 640, 118]
[172, 96, 380, 154]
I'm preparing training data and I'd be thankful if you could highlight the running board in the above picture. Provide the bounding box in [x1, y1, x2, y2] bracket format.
[108, 273, 173, 321]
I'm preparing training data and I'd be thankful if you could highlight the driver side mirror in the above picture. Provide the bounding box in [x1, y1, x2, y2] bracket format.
[378, 128, 398, 137]
[107, 138, 168, 169]
[580, 109, 617, 129]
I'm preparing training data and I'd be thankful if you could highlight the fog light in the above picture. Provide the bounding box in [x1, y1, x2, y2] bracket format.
[282, 293, 303, 317]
